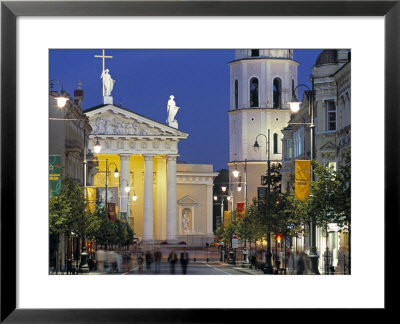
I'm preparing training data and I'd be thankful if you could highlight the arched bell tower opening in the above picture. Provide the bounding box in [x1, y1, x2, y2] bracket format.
[228, 49, 299, 209]
[250, 77, 259, 108]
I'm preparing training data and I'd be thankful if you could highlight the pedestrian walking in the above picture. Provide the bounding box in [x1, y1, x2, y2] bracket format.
[296, 251, 307, 275]
[154, 249, 162, 274]
[145, 250, 153, 273]
[137, 253, 144, 273]
[250, 254, 257, 270]
[168, 249, 178, 274]
[287, 249, 296, 275]
[180, 248, 189, 275]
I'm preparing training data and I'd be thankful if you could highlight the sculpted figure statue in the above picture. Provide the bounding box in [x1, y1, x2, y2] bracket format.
[101, 69, 115, 96]
[182, 210, 189, 232]
[167, 95, 180, 125]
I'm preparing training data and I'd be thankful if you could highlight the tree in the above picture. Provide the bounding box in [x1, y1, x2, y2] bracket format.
[236, 200, 265, 252]
[49, 176, 87, 272]
[49, 194, 71, 236]
[49, 194, 71, 272]
[93, 207, 115, 249]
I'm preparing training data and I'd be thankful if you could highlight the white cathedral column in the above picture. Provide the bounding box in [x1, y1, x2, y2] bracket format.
[166, 155, 178, 242]
[119, 155, 131, 217]
[143, 155, 155, 242]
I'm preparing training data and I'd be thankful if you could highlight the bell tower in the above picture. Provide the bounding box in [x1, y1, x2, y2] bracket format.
[228, 49, 299, 207]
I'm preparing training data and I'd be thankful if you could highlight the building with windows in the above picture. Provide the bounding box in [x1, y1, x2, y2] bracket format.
[227, 49, 298, 214]
[49, 82, 95, 271]
[281, 49, 351, 272]
[49, 83, 93, 189]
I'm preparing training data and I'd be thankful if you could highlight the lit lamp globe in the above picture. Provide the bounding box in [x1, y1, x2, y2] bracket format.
[113, 168, 119, 178]
[232, 169, 239, 178]
[289, 93, 301, 113]
[132, 193, 137, 201]
[55, 96, 68, 108]
[253, 140, 260, 152]
[124, 185, 131, 193]
[93, 139, 101, 154]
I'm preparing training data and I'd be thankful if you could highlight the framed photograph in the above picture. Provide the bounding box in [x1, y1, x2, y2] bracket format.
[1, 0, 397, 322]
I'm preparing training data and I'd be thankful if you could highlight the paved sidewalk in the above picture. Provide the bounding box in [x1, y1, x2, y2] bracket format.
[232, 266, 264, 275]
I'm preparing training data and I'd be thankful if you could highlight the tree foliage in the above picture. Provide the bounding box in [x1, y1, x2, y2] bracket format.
[224, 156, 351, 243]
[50, 176, 134, 250]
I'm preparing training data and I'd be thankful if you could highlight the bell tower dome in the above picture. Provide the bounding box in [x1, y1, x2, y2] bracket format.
[228, 49, 299, 205]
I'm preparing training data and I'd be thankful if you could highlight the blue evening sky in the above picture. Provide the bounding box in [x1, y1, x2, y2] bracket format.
[50, 49, 322, 171]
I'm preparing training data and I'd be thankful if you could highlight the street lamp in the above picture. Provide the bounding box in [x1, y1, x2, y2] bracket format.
[253, 130, 273, 274]
[214, 195, 224, 229]
[104, 159, 119, 211]
[93, 137, 102, 154]
[91, 141, 120, 205]
[120, 178, 131, 223]
[50, 79, 69, 108]
[214, 187, 231, 262]
[232, 164, 240, 178]
[289, 77, 320, 275]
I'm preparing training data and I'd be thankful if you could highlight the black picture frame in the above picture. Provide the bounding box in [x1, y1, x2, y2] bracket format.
[1, 0, 398, 322]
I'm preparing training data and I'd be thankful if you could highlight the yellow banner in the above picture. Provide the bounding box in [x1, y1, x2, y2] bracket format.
[295, 160, 311, 201]
[85, 187, 97, 212]
[223, 211, 231, 227]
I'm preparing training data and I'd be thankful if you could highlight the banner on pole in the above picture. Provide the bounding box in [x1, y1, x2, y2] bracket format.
[49, 155, 62, 197]
[237, 202, 245, 222]
[108, 203, 116, 222]
[295, 160, 311, 201]
[224, 211, 231, 227]
[85, 187, 97, 212]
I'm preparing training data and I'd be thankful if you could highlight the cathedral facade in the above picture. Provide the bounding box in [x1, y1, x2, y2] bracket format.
[85, 104, 217, 245]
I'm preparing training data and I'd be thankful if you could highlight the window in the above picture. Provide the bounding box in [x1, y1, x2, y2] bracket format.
[292, 79, 295, 98]
[250, 78, 259, 107]
[273, 78, 282, 108]
[273, 133, 278, 154]
[234, 80, 238, 109]
[251, 49, 259, 57]
[293, 128, 304, 158]
[286, 139, 293, 159]
[325, 100, 336, 131]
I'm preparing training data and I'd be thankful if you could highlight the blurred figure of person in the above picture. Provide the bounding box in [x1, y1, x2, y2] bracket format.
[168, 249, 178, 274]
[154, 249, 162, 274]
[106, 250, 118, 272]
[145, 250, 153, 273]
[96, 249, 106, 272]
[137, 253, 144, 273]
[115, 252, 122, 272]
[287, 249, 296, 275]
[180, 248, 189, 275]
[250, 254, 257, 270]
[296, 251, 308, 275]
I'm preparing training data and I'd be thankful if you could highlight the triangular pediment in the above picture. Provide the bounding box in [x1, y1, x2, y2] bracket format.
[84, 104, 188, 139]
[177, 195, 198, 205]
[319, 141, 337, 152]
